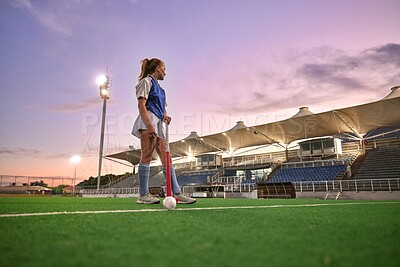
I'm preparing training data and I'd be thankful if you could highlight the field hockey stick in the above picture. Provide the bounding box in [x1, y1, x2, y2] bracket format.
[165, 123, 173, 197]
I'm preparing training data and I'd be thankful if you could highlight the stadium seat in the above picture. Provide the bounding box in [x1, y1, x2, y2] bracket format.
[268, 165, 346, 183]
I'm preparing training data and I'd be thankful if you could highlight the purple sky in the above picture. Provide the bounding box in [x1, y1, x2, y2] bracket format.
[0, 0, 399, 180]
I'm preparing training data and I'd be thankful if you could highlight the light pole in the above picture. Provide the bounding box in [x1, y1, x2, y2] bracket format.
[96, 75, 111, 190]
[70, 155, 81, 195]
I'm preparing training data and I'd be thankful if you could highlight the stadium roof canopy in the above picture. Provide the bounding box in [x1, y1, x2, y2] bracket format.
[107, 87, 400, 165]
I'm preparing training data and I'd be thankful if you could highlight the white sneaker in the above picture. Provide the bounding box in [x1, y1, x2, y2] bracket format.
[137, 193, 160, 204]
[174, 194, 196, 204]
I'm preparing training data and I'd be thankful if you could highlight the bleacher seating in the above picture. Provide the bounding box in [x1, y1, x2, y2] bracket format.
[354, 147, 400, 180]
[112, 174, 137, 188]
[242, 179, 257, 185]
[178, 170, 217, 186]
[111, 166, 161, 188]
[111, 166, 180, 188]
[178, 175, 208, 186]
[267, 165, 346, 183]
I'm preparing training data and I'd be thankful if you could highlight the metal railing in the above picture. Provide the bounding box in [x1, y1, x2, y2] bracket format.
[294, 178, 400, 193]
[223, 157, 280, 168]
[224, 183, 257, 193]
[81, 187, 139, 195]
[212, 176, 243, 185]
[282, 159, 349, 169]
[80, 178, 399, 196]
[181, 169, 218, 175]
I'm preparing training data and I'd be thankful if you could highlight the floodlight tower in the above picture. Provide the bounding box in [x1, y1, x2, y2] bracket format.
[96, 74, 111, 190]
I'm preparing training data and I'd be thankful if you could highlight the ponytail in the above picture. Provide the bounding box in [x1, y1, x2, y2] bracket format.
[138, 58, 164, 80]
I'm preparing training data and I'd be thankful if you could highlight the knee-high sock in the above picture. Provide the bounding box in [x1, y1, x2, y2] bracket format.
[138, 163, 150, 196]
[163, 166, 181, 195]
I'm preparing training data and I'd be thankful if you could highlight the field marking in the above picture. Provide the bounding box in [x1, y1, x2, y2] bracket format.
[0, 201, 399, 218]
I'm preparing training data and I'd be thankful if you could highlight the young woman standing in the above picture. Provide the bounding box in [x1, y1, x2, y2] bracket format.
[132, 58, 196, 205]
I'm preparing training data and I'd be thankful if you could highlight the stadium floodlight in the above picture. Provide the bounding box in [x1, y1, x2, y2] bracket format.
[96, 73, 111, 190]
[96, 75, 108, 86]
[97, 75, 111, 99]
[70, 155, 81, 195]
[70, 155, 81, 164]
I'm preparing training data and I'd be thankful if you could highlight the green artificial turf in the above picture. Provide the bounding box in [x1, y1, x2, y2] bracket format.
[0, 197, 399, 267]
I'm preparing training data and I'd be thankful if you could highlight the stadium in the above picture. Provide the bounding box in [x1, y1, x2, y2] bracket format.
[2, 1, 400, 266]
[1, 86, 399, 267]
[80, 85, 400, 201]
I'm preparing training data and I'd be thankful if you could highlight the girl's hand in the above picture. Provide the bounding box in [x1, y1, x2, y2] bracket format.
[147, 125, 157, 139]
[163, 115, 171, 125]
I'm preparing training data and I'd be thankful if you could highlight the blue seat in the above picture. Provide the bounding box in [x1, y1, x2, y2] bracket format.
[268, 164, 346, 183]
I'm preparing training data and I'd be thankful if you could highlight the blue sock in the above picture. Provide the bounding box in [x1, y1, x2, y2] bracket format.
[163, 166, 181, 195]
[138, 163, 150, 196]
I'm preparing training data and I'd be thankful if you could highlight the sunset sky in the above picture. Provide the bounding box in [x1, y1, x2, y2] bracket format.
[0, 0, 399, 181]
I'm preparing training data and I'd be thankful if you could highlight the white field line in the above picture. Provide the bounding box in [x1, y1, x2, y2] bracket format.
[0, 201, 399, 218]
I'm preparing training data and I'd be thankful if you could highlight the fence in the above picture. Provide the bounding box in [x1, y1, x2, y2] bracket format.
[294, 178, 400, 193]
[81, 187, 139, 195]
[0, 175, 77, 187]
[281, 158, 349, 169]
[224, 183, 257, 193]
[78, 179, 400, 197]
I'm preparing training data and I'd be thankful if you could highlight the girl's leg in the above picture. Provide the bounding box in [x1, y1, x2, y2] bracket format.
[138, 131, 156, 196]
[162, 165, 181, 195]
[156, 138, 181, 195]
[137, 163, 150, 196]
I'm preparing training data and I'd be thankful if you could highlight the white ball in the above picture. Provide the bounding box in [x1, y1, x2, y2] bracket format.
[163, 196, 177, 210]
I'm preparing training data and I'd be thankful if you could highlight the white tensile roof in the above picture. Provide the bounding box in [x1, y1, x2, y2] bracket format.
[107, 87, 400, 165]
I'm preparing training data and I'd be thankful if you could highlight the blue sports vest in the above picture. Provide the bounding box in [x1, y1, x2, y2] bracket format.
[145, 76, 166, 120]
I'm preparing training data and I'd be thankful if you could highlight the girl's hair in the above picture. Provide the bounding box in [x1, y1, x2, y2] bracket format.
[138, 58, 164, 80]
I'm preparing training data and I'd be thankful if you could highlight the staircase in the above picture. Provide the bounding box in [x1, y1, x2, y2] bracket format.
[354, 147, 400, 180]
[349, 152, 369, 179]
[323, 190, 352, 200]
[324, 191, 341, 200]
